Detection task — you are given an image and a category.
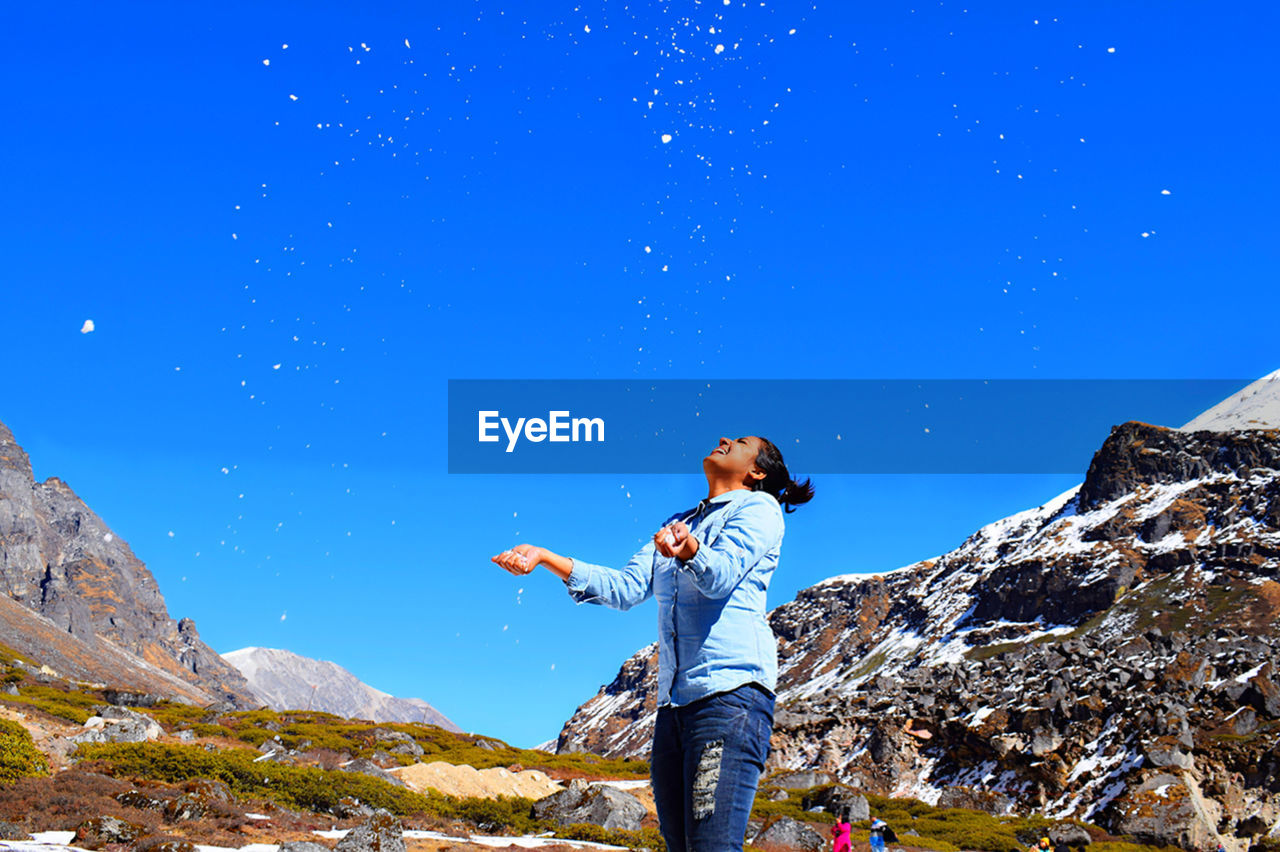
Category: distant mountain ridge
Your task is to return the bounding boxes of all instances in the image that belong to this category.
[551,373,1280,850]
[0,418,256,706]
[223,646,460,730]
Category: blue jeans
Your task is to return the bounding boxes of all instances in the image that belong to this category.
[651,683,775,852]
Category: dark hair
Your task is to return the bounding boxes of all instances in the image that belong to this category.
[752,436,815,513]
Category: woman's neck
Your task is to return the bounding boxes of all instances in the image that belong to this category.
[705,480,751,500]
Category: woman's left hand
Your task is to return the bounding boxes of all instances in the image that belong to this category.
[654,521,699,561]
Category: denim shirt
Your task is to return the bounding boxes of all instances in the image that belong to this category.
[564,488,784,707]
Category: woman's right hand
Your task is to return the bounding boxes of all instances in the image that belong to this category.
[492,543,545,576]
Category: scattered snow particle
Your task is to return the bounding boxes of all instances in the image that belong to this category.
[1107,47,1116,53]
[167,531,175,538]
[503,624,509,631]
[1161,189,1172,195]
[289,94,298,101]
[513,511,518,517]
[550,663,556,670]
[232,233,238,240]
[715,44,725,54]
[103,533,113,542]
[80,319,95,334]
[789,28,796,35]
[661,133,673,144]
[281,44,288,49]
[280,611,287,622]
[584,24,591,33]
[644,245,652,253]
[404,38,411,48]
[272,363,281,370]
[262,59,270,66]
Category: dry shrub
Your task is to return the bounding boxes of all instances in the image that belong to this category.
[0,770,159,833]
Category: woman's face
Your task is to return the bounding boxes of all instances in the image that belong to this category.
[704,435,765,485]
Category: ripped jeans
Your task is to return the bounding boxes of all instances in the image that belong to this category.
[651,682,775,852]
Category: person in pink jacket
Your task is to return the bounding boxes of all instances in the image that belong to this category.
[831,816,852,852]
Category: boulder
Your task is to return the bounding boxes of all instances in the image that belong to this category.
[332,797,374,819]
[281,843,332,852]
[0,822,31,841]
[390,741,425,758]
[937,786,1014,816]
[800,786,869,822]
[117,790,166,811]
[769,770,834,790]
[163,794,205,822]
[532,779,647,832]
[73,716,162,744]
[755,817,826,851]
[335,810,405,852]
[102,690,159,707]
[1110,780,1216,851]
[73,816,144,849]
[1048,824,1092,846]
[339,759,406,787]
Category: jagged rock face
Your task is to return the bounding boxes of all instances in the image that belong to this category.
[0,419,255,706]
[552,420,1280,847]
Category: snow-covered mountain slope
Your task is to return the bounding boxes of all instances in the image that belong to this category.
[1180,369,1280,432]
[222,646,460,731]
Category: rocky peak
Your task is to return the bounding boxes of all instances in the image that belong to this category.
[1079,421,1280,511]
[0,416,255,706]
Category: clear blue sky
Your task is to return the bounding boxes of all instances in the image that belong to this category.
[2,1,1276,747]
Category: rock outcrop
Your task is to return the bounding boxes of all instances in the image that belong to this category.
[0,418,255,706]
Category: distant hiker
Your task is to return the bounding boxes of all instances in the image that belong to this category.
[1053,840,1070,852]
[869,818,891,852]
[1037,838,1051,852]
[493,434,814,852]
[1216,843,1226,852]
[831,814,852,852]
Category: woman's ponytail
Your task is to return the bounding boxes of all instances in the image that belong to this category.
[752,437,815,513]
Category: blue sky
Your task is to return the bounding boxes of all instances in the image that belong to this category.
[2,0,1276,747]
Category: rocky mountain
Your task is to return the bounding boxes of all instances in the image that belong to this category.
[552,374,1280,850]
[0,418,255,706]
[222,646,461,730]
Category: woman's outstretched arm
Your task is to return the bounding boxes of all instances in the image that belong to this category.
[492,540,656,611]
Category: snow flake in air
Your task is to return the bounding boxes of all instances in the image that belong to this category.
[80,319,95,334]
[262,59,270,66]
[289,94,298,101]
[661,134,673,143]
[404,38,411,48]
[715,44,725,54]
[1161,189,1171,195]
[280,611,287,622]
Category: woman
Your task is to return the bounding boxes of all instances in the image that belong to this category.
[492,435,813,852]
[831,813,852,852]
